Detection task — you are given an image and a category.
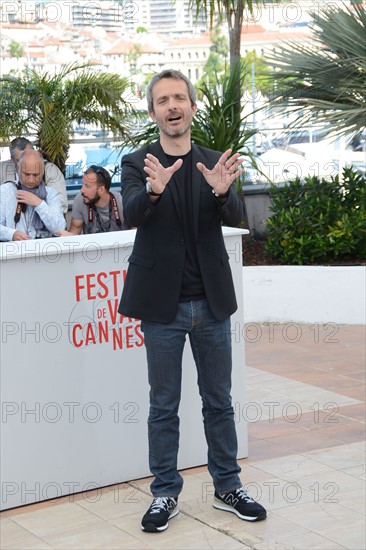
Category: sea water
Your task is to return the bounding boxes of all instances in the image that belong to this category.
[66,142,131,190]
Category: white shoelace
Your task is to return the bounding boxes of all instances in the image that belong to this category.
[236,487,255,503]
[150,497,175,514]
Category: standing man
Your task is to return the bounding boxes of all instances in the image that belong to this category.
[0,137,68,214]
[118,70,266,532]
[57,165,128,235]
[0,149,65,241]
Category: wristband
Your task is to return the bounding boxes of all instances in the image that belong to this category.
[146,182,163,196]
[212,188,230,198]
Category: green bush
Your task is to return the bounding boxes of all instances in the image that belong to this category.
[265,168,366,265]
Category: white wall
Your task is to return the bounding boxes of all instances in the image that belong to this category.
[243,266,366,324]
[0,229,248,510]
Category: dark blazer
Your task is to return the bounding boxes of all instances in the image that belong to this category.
[118,140,244,323]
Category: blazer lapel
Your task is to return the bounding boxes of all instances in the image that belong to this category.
[148,139,183,226]
[148,140,204,235]
[191,143,203,239]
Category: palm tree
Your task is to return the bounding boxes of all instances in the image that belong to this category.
[189,0,266,136]
[121,61,257,151]
[9,40,24,59]
[192,61,257,154]
[265,0,366,139]
[193,61,260,194]
[0,62,135,174]
[190,1,265,70]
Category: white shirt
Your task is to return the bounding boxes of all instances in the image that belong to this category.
[0,181,66,241]
[0,159,68,213]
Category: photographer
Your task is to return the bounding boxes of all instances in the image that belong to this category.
[57,165,128,236]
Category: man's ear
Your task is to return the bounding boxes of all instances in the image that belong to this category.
[149,110,156,122]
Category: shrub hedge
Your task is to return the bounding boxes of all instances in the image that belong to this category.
[264,168,366,265]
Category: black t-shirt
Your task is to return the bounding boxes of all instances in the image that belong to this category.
[166,151,205,302]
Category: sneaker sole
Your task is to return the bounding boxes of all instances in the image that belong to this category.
[213,498,266,522]
[141,508,179,532]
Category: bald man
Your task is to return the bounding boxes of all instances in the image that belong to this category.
[0,149,66,241]
[0,137,68,214]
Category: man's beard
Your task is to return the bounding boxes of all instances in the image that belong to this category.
[161,126,189,138]
[82,192,99,206]
[159,118,191,138]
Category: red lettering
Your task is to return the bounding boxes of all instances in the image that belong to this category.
[85,323,96,345]
[72,323,83,347]
[71,320,142,351]
[125,325,134,348]
[98,320,109,343]
[107,299,119,324]
[107,299,132,324]
[74,270,128,302]
[112,327,123,350]
[119,313,134,322]
[134,323,144,347]
[110,270,121,297]
[86,274,96,300]
[75,275,85,302]
[96,272,109,299]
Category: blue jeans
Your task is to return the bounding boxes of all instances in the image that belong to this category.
[142,299,241,497]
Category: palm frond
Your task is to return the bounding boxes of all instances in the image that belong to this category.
[120,60,258,157]
[0,63,137,172]
[191,60,257,153]
[266,0,366,137]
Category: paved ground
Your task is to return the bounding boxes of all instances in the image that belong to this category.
[1,324,365,549]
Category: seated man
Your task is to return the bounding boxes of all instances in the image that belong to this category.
[57,165,128,235]
[0,149,66,241]
[0,137,68,214]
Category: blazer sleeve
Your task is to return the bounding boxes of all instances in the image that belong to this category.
[121,151,161,228]
[216,185,245,228]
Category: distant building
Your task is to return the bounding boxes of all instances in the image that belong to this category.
[164,34,212,83]
[0,2,315,86]
[70,1,125,31]
[104,32,211,85]
[240,22,312,57]
[104,35,165,79]
[148,0,207,34]
[26,0,207,34]
[0,0,207,34]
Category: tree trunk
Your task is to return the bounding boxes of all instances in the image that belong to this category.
[225,0,244,143]
[226,0,243,71]
[37,138,69,176]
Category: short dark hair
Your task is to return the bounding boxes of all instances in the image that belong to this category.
[85,165,111,191]
[10,137,32,157]
[146,69,197,113]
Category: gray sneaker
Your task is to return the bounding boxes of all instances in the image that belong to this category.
[141,496,179,532]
